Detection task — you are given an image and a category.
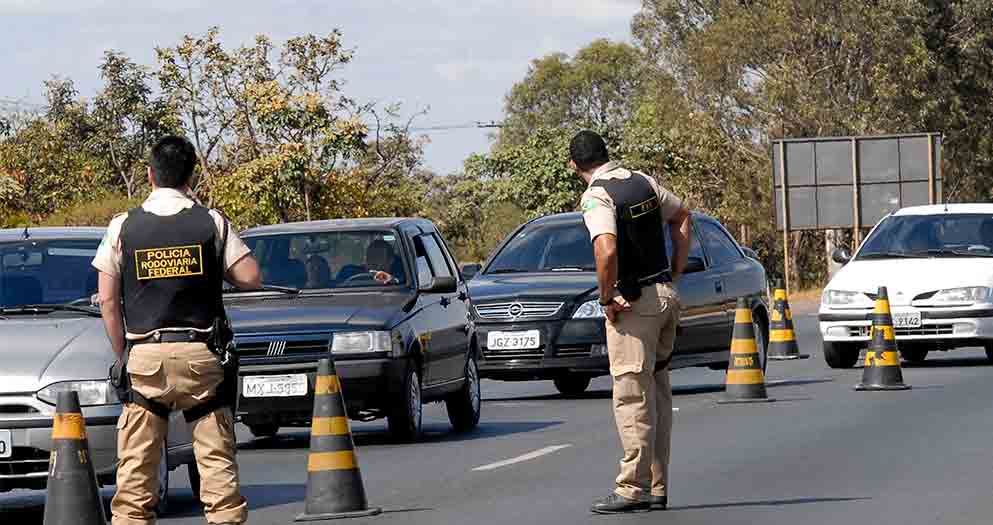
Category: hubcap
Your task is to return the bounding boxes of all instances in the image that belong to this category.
[468,358,480,414]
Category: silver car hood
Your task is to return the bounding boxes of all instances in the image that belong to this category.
[0,316,113,394]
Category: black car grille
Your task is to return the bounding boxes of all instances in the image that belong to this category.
[0,447,50,476]
[236,337,331,363]
[0,405,39,415]
[482,346,593,361]
[474,301,564,321]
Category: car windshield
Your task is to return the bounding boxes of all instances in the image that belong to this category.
[486,221,596,274]
[857,213,993,260]
[244,230,409,290]
[0,239,101,308]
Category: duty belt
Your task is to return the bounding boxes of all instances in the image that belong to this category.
[131,330,212,345]
[638,270,672,286]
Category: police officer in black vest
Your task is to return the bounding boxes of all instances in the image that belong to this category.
[570,131,691,514]
[92,135,261,525]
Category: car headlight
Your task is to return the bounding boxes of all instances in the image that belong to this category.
[930,287,991,305]
[37,380,119,406]
[573,300,606,319]
[822,290,872,307]
[331,331,393,354]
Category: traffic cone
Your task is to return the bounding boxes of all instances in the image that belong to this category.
[296,358,381,521]
[42,391,106,525]
[768,279,805,360]
[718,298,774,404]
[855,287,911,391]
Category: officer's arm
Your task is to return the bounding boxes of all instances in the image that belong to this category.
[593,234,619,305]
[227,254,262,290]
[668,207,692,280]
[97,272,127,360]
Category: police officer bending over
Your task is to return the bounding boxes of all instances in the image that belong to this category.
[92,135,262,525]
[569,131,691,514]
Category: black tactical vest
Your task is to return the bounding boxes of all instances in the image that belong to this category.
[591,173,670,298]
[120,205,224,334]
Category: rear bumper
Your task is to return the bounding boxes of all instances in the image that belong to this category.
[237,357,406,424]
[819,307,993,346]
[0,401,120,491]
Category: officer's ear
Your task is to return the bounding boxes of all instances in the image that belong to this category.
[147,167,156,189]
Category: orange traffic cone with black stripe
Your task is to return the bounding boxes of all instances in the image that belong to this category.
[42,391,106,525]
[719,298,774,404]
[855,287,911,391]
[768,279,804,360]
[296,357,381,521]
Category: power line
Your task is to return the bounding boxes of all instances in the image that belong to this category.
[409,120,504,132]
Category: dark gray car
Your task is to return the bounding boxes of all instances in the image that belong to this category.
[0,227,197,511]
[464,212,770,395]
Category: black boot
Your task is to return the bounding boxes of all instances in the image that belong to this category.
[591,493,651,514]
[648,495,668,510]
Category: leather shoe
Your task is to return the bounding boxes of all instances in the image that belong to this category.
[647,495,667,510]
[591,493,651,514]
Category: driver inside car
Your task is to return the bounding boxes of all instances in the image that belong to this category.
[365,239,405,284]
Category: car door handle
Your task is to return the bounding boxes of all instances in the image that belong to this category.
[715,280,723,294]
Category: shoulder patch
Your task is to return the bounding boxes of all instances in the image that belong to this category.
[581,199,600,212]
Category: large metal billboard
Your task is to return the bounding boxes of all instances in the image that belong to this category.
[770,133,942,292]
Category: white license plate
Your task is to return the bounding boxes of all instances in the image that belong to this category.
[892,312,922,329]
[487,330,540,350]
[242,374,308,398]
[0,430,11,459]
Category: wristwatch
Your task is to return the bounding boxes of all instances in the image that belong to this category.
[598,298,614,307]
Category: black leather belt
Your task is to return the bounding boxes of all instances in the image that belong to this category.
[639,271,672,286]
[131,330,211,345]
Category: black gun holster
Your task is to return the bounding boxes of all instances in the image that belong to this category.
[109,318,239,424]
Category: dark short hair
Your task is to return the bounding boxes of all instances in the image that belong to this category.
[149,135,197,188]
[569,130,609,171]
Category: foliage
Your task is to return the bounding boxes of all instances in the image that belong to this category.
[40,192,142,227]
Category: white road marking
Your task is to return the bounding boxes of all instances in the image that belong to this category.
[472,444,573,472]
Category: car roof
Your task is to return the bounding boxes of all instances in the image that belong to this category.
[530,210,714,226]
[241,217,434,237]
[0,227,105,241]
[891,203,993,216]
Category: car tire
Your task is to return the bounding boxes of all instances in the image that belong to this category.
[388,363,423,442]
[900,348,928,364]
[154,442,170,515]
[985,344,993,364]
[752,308,770,374]
[553,375,592,396]
[446,353,482,433]
[187,461,202,505]
[824,342,860,369]
[247,423,279,439]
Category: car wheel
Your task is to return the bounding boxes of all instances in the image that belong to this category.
[388,364,423,442]
[154,442,170,515]
[824,342,860,369]
[985,344,993,364]
[247,423,279,439]
[553,375,592,396]
[752,309,769,374]
[446,353,481,432]
[187,461,202,504]
[900,347,928,364]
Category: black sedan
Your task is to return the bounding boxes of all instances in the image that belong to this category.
[464,212,769,395]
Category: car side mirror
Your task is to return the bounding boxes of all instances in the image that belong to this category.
[420,276,457,294]
[832,247,852,265]
[461,263,481,280]
[742,247,758,260]
[684,256,706,274]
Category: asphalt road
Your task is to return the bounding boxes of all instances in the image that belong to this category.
[4,314,993,524]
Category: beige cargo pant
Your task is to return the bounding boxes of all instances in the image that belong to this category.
[112,342,247,525]
[606,283,680,501]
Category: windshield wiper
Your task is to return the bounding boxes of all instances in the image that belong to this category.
[487,268,529,275]
[912,248,993,258]
[223,284,300,295]
[857,251,925,260]
[0,303,101,317]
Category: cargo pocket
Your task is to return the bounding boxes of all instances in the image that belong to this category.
[606,321,646,377]
[188,358,223,401]
[127,356,170,400]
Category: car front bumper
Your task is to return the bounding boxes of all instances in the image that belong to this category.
[237,356,407,425]
[819,306,993,346]
[476,318,610,380]
[0,396,120,491]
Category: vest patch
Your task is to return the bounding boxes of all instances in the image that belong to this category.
[134,245,204,280]
[628,196,660,219]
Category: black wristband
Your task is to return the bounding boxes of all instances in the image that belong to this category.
[598,298,613,306]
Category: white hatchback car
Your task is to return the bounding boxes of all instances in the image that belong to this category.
[819,204,993,368]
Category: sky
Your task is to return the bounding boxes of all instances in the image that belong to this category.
[0,0,641,175]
